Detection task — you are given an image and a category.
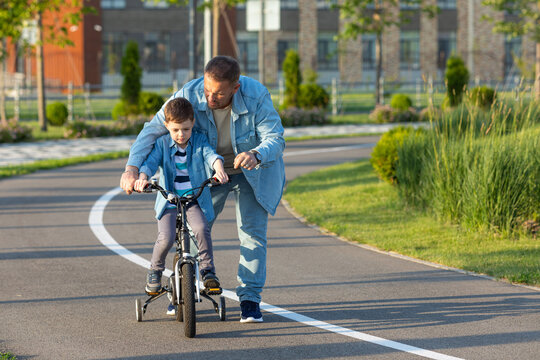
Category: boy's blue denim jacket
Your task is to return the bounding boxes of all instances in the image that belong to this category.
[128,75,286,216]
[139,132,223,222]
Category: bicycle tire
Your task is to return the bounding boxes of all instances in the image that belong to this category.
[173,255,183,322]
[181,262,196,338]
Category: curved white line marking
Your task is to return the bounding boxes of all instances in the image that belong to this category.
[89,186,463,360]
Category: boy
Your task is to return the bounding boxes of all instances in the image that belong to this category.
[133,97,228,297]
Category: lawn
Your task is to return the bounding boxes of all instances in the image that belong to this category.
[283,159,540,287]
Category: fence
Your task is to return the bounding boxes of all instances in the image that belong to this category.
[2,74,535,121]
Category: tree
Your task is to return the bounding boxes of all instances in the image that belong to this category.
[0,0,91,130]
[333,0,437,105]
[282,49,301,109]
[120,41,142,113]
[482,0,540,100]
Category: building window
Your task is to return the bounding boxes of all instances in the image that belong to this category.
[237,39,259,72]
[505,36,522,77]
[318,34,338,70]
[102,32,126,74]
[280,0,298,9]
[317,0,337,9]
[438,32,456,71]
[143,0,169,9]
[101,0,126,9]
[400,1,419,10]
[400,31,420,70]
[278,39,298,69]
[362,34,376,70]
[437,0,456,9]
[142,32,171,72]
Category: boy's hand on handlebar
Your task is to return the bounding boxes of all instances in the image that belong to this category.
[213,169,229,184]
[134,173,149,193]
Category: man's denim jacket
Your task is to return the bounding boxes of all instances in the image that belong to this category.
[128,75,286,216]
[139,132,223,222]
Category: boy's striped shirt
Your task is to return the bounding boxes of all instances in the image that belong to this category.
[173,147,193,197]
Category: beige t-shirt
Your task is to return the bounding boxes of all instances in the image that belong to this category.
[212,105,242,174]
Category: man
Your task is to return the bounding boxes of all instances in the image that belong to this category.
[120,56,286,323]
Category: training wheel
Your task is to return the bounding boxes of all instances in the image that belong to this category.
[218,296,226,321]
[135,298,143,322]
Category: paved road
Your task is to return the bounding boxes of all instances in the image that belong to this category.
[1,136,539,360]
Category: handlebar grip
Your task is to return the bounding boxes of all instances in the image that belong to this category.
[142,184,154,193]
[210,177,221,186]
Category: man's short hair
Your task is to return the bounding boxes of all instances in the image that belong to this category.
[164,97,194,123]
[204,56,240,84]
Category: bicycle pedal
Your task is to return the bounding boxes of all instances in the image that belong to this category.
[204,287,222,295]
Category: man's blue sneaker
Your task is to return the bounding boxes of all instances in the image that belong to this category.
[166,303,176,316]
[240,300,263,323]
[145,269,162,294]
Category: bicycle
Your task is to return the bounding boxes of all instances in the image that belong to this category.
[134,177,226,338]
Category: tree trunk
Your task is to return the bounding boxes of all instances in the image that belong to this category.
[36,13,47,132]
[375,31,383,105]
[0,39,7,127]
[212,0,220,57]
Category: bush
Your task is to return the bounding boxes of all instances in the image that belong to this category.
[46,102,68,126]
[111,101,127,121]
[282,50,301,109]
[370,126,415,184]
[469,86,496,108]
[0,121,33,143]
[139,92,164,115]
[279,107,328,127]
[390,94,412,111]
[369,105,419,123]
[63,117,148,139]
[298,83,330,110]
[445,55,469,107]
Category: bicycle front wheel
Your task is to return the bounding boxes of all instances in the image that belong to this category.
[181,262,196,338]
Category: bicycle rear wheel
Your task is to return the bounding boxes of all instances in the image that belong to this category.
[181,262,196,338]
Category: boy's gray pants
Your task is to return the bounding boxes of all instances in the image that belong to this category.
[150,204,215,273]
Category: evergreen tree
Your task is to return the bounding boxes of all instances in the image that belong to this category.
[121,41,142,112]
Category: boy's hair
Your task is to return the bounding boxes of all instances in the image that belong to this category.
[204,56,240,84]
[163,97,194,123]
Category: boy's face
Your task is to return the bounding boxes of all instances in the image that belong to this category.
[165,119,194,147]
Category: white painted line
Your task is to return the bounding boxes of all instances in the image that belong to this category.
[89,186,464,360]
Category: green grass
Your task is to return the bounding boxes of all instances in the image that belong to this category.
[284,159,540,286]
[0,352,16,360]
[0,151,129,179]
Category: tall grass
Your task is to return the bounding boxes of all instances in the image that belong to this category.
[396,98,540,235]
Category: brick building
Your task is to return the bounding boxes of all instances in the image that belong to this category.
[6,0,536,90]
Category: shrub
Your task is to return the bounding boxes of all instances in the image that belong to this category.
[0,121,33,143]
[279,107,328,127]
[139,92,164,115]
[111,101,127,121]
[46,102,68,126]
[445,55,469,107]
[369,105,394,123]
[369,105,419,123]
[121,41,142,109]
[469,86,496,108]
[63,117,148,139]
[370,126,415,184]
[282,50,301,109]
[298,83,330,110]
[390,94,412,111]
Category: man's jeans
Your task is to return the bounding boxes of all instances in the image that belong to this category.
[210,173,269,303]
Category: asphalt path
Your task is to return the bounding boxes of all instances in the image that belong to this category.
[1,136,539,360]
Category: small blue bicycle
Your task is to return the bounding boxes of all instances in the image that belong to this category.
[135,177,226,338]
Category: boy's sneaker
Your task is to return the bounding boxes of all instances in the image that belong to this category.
[145,269,162,294]
[240,300,263,323]
[201,270,220,289]
[166,303,176,316]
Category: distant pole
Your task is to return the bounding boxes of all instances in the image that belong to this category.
[36,12,47,132]
[188,0,196,80]
[67,82,73,122]
[258,0,265,85]
[212,0,220,57]
[332,78,338,116]
[204,5,211,65]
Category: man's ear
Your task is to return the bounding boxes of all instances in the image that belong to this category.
[233,82,240,94]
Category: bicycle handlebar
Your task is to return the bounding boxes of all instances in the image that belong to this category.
[142,177,220,204]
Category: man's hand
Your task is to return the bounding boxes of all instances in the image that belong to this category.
[120,166,139,195]
[233,151,258,171]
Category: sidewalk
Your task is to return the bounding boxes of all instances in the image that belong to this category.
[0,123,405,167]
